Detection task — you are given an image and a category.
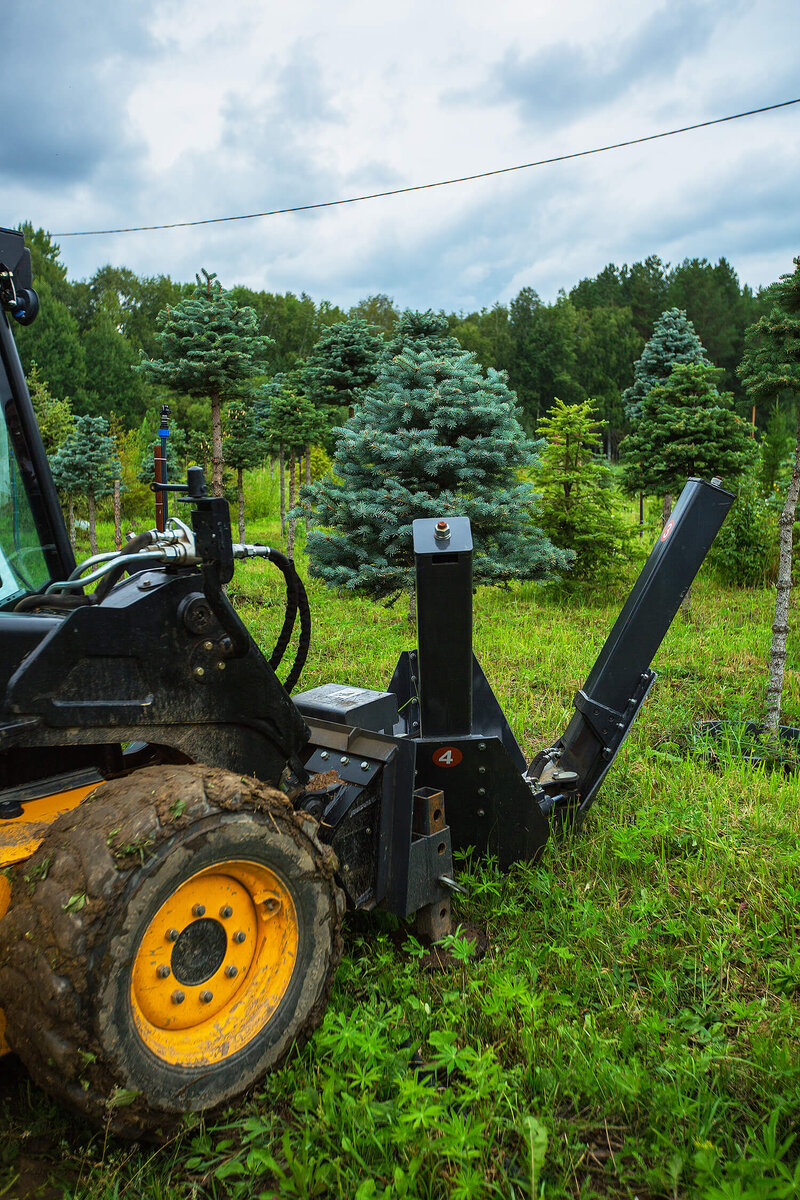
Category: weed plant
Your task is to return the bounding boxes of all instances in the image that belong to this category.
[1,479,798,1199]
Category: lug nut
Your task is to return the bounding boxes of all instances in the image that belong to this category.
[225,965,238,978]
[192,904,206,917]
[166,928,179,942]
[219,905,233,919]
[157,964,171,979]
[172,990,185,1004]
[233,930,246,944]
[199,990,213,1004]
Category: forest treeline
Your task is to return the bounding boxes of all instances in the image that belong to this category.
[14,223,766,458]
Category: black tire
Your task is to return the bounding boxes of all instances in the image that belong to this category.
[0,765,344,1136]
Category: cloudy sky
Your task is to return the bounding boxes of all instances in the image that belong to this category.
[3,0,799,312]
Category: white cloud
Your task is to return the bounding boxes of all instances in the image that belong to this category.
[4,0,799,306]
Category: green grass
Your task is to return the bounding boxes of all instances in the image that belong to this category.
[1,485,799,1199]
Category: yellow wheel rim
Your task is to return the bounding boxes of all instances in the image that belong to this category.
[130,860,298,1066]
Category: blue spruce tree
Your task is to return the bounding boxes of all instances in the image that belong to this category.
[304,346,570,606]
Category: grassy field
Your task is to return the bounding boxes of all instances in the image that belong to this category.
[1,483,799,1200]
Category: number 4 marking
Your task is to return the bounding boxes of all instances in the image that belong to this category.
[433,746,463,768]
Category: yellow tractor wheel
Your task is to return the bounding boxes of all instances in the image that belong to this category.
[0,765,344,1136]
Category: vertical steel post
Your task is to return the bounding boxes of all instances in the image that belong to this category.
[158,404,171,524]
[413,517,473,739]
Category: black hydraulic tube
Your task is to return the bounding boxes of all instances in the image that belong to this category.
[536,477,734,815]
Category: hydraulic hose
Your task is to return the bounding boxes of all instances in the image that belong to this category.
[93,531,159,603]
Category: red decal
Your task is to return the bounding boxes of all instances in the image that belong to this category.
[433,746,463,768]
[660,519,675,542]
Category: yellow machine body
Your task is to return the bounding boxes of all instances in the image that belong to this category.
[0,783,98,1054]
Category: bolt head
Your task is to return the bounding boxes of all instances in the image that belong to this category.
[218,661,226,671]
[320,751,329,760]
[192,904,206,918]
[340,756,350,766]
[233,930,246,944]
[225,965,238,979]
[166,928,179,942]
[157,964,171,979]
[204,640,214,651]
[171,990,185,1004]
[199,990,213,1004]
[219,905,233,919]
[478,743,486,751]
[477,808,486,817]
[193,666,205,679]
[360,761,369,770]
[477,787,486,796]
[478,766,486,774]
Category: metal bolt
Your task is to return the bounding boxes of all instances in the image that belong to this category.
[366,827,372,835]
[199,990,213,1004]
[139,576,152,589]
[225,965,238,979]
[193,666,205,679]
[340,756,350,766]
[412,720,420,729]
[344,864,351,872]
[320,751,329,760]
[360,761,369,771]
[233,930,246,944]
[477,787,486,796]
[477,808,486,817]
[218,661,226,671]
[219,905,233,919]
[478,742,486,751]
[478,766,486,774]
[410,675,417,684]
[263,897,279,912]
[157,964,170,979]
[192,904,206,917]
[171,990,185,1004]
[166,928,179,942]
[204,640,214,651]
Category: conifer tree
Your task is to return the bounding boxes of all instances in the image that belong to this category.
[304,347,570,607]
[620,361,752,619]
[620,362,752,498]
[536,398,627,582]
[27,362,74,456]
[738,255,800,732]
[261,385,326,556]
[223,400,262,541]
[136,270,272,495]
[623,308,709,422]
[50,414,121,553]
[387,310,460,357]
[301,317,385,413]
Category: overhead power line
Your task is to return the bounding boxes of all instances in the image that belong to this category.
[53,98,800,238]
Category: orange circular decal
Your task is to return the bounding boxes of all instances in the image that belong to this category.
[433,746,463,768]
[660,519,675,542]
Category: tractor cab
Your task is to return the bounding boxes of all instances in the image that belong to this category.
[0,226,75,614]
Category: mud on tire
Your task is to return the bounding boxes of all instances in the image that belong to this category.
[0,765,344,1137]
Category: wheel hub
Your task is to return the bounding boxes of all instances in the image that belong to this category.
[130,860,297,1063]
[171,918,227,986]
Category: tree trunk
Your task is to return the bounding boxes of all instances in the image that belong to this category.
[113,479,121,551]
[764,407,800,733]
[305,445,311,533]
[638,492,644,538]
[287,448,296,558]
[88,493,98,556]
[68,497,76,551]
[210,393,224,496]
[279,446,286,538]
[661,494,672,527]
[237,466,246,542]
